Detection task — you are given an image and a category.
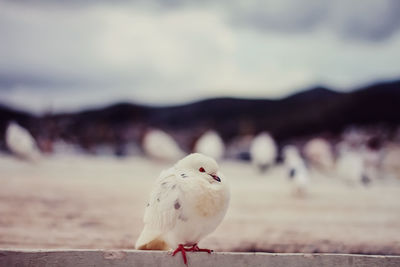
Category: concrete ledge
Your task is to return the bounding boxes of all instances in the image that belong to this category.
[1,249,400,267]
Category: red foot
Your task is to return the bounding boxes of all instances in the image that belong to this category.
[188,244,213,253]
[172,244,188,265]
[172,244,213,265]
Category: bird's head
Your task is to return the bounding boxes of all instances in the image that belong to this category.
[175,153,222,183]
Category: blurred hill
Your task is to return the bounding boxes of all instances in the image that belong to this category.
[0,80,399,154]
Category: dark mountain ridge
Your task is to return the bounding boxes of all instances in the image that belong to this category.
[0,80,399,152]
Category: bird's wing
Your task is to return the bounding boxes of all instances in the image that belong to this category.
[144,170,183,230]
[136,168,184,248]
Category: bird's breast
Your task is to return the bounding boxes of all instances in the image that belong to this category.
[190,182,228,218]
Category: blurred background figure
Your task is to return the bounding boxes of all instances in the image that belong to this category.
[283,145,309,197]
[250,132,277,173]
[362,137,385,181]
[335,142,368,186]
[304,138,335,173]
[381,143,400,180]
[5,122,41,162]
[194,130,225,161]
[142,129,185,162]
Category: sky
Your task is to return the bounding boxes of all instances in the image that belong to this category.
[0,0,400,113]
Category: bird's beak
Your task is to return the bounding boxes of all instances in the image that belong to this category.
[210,174,221,182]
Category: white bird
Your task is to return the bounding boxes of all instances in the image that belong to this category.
[142,129,185,161]
[361,141,384,182]
[250,132,277,172]
[304,138,334,171]
[335,143,366,185]
[194,130,225,161]
[381,144,400,180]
[5,122,41,161]
[136,153,230,265]
[283,145,309,197]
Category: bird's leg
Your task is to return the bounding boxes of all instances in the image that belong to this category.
[172,243,213,265]
[172,244,188,265]
[189,244,213,253]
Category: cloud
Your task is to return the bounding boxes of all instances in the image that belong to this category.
[4,0,400,42]
[224,0,400,42]
[0,0,399,113]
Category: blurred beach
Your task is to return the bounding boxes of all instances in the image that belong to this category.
[1,154,399,254]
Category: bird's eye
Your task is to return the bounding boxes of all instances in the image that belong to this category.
[199,167,205,173]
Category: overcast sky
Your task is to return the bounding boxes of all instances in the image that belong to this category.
[0,0,400,113]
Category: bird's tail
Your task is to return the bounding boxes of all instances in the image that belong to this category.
[135,227,170,250]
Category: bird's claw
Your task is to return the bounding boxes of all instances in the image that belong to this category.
[172,244,188,265]
[190,244,213,253]
[172,244,213,265]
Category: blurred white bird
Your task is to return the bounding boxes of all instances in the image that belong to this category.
[361,138,384,181]
[381,144,400,180]
[5,122,41,161]
[304,138,334,171]
[142,129,185,161]
[283,145,309,197]
[250,132,277,172]
[136,153,230,265]
[194,130,225,160]
[335,143,367,185]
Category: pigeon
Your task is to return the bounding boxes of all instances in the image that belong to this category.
[136,153,230,265]
[380,144,400,180]
[304,138,334,171]
[335,143,366,185]
[5,121,41,161]
[194,130,225,160]
[283,145,309,196]
[142,129,185,161]
[362,140,384,181]
[250,132,277,172]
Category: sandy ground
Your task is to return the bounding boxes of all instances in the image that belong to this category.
[0,154,400,255]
